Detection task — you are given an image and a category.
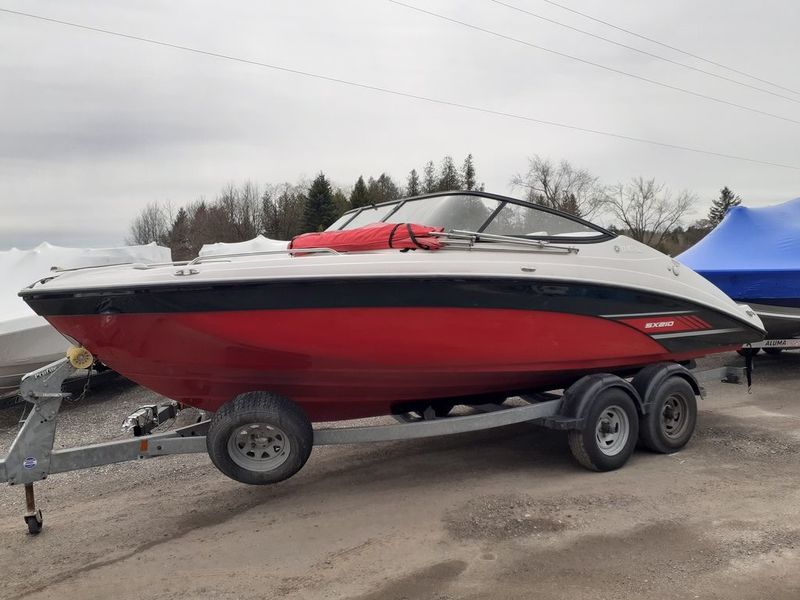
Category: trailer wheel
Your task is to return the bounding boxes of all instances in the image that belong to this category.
[638,376,697,454]
[207,391,313,485]
[568,389,638,472]
[763,348,783,355]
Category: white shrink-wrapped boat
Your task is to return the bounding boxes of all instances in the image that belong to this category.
[199,235,288,257]
[0,242,171,394]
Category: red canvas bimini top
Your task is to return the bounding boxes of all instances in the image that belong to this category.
[290,223,444,253]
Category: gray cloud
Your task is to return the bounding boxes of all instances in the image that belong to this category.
[1,0,799,250]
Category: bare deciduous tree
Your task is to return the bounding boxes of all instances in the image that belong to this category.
[126,201,170,245]
[261,183,307,239]
[214,181,262,241]
[511,156,606,218]
[604,177,694,248]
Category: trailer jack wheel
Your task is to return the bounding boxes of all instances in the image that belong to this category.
[23,483,43,535]
[25,510,43,535]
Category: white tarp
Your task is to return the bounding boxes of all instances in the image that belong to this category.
[1,242,171,325]
[0,242,172,391]
[199,235,288,257]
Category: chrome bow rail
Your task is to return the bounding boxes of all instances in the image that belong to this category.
[433,230,579,254]
[48,247,341,273]
[187,247,341,265]
[27,233,577,287]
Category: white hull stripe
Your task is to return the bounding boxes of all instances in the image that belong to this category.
[651,328,742,340]
[601,310,694,318]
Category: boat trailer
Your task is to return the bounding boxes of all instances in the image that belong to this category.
[0,352,745,535]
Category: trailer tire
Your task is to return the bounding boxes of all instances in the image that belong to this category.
[207,391,313,485]
[638,376,697,454]
[763,348,783,355]
[567,389,638,472]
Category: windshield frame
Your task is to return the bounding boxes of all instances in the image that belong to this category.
[328,190,615,243]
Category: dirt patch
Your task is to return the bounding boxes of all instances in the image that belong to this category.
[443,493,638,541]
[4,353,800,600]
[352,559,467,600]
[454,519,800,600]
[458,521,725,599]
[694,423,800,459]
[722,526,800,559]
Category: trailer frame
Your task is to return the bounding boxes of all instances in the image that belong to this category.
[0,355,746,534]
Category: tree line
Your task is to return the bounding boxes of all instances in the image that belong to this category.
[128,154,482,260]
[511,156,741,252]
[129,152,741,259]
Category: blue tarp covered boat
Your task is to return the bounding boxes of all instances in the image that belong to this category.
[678,198,800,340]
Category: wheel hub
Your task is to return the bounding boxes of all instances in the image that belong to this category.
[227,423,291,472]
[661,394,688,439]
[594,405,630,456]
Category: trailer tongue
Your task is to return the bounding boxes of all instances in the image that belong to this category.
[0,351,210,534]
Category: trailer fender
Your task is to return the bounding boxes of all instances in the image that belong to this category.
[542,373,642,431]
[631,363,701,415]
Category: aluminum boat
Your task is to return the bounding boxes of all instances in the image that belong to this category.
[20,191,764,421]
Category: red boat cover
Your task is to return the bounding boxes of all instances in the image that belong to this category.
[289,223,444,252]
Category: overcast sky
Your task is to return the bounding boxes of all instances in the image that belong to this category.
[1,0,798,250]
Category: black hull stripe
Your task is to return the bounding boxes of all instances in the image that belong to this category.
[22,276,762,349]
[24,276,712,315]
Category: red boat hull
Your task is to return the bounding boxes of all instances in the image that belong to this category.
[49,308,734,421]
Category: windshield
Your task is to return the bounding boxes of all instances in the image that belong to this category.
[328,192,609,242]
[341,204,396,229]
[384,194,496,231]
[483,201,599,237]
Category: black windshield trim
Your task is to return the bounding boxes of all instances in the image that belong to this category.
[329,190,615,243]
[477,200,507,233]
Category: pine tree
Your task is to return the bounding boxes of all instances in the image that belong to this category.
[168,207,193,261]
[406,169,421,196]
[437,155,461,191]
[366,173,401,205]
[462,154,476,191]
[422,161,437,193]
[332,188,350,217]
[561,193,581,218]
[708,186,742,226]
[303,172,337,232]
[350,175,369,209]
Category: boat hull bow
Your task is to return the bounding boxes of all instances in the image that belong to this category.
[27,275,763,420]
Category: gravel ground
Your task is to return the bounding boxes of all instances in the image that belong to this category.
[1,351,800,599]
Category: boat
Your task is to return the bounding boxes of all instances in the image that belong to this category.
[678,198,800,342]
[8,190,766,492]
[0,314,71,396]
[199,234,288,257]
[0,242,172,394]
[19,191,763,420]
